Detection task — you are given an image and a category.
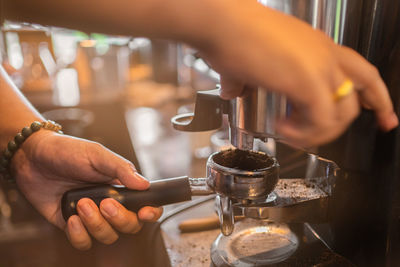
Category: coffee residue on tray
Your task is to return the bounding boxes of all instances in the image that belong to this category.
[212,149,274,171]
[274,179,327,204]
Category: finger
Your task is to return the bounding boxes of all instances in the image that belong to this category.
[336,46,398,131]
[359,79,398,131]
[333,80,360,128]
[278,63,364,147]
[276,91,333,146]
[77,198,119,245]
[276,86,338,147]
[138,206,163,222]
[220,76,244,100]
[277,119,335,148]
[66,215,92,251]
[327,71,361,135]
[86,142,149,190]
[110,178,123,185]
[277,114,348,147]
[278,88,360,148]
[100,198,143,234]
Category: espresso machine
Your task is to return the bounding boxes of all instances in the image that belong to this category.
[169,1,400,265]
[62,0,400,266]
[171,1,400,265]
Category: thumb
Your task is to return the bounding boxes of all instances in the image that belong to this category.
[220,76,244,100]
[86,142,149,190]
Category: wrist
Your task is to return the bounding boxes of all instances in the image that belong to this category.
[17,128,58,161]
[1,121,62,181]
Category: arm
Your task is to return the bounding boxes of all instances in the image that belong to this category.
[0,66,162,250]
[3,0,219,47]
[4,0,397,147]
[0,66,44,147]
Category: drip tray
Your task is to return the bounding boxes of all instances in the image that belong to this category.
[160,197,355,267]
[211,220,298,266]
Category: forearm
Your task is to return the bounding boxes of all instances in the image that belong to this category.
[3,0,225,49]
[0,66,44,151]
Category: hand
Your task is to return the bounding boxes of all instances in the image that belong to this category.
[10,130,163,250]
[198,1,398,147]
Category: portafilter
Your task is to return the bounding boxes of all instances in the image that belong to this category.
[61,149,279,235]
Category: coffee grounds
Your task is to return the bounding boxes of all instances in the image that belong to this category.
[212,149,274,171]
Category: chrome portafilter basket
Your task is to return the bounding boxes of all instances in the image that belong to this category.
[207,150,279,201]
[206,149,279,235]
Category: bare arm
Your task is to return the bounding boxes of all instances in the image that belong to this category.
[3,0,221,49]
[3,0,397,149]
[0,66,44,150]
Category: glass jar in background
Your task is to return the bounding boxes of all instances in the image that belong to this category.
[3,26,56,92]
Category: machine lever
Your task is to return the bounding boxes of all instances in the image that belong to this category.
[171,88,227,132]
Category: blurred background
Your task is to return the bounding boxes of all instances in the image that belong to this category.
[0,21,226,266]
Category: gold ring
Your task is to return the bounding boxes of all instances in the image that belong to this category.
[333,79,354,102]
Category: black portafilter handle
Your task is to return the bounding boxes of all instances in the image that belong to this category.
[61,176,192,221]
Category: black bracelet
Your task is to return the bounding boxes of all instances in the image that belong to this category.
[0,120,63,182]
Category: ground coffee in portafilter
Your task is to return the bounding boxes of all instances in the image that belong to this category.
[212,149,274,171]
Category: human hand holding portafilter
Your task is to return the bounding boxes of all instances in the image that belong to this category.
[61,149,279,236]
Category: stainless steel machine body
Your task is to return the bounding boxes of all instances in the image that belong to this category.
[228,91,288,149]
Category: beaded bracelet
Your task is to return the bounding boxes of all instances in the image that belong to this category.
[0,120,63,182]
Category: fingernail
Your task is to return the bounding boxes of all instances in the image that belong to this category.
[389,112,399,128]
[141,212,154,221]
[70,217,81,233]
[102,201,118,217]
[134,173,150,185]
[219,92,229,100]
[79,202,93,217]
[382,112,399,131]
